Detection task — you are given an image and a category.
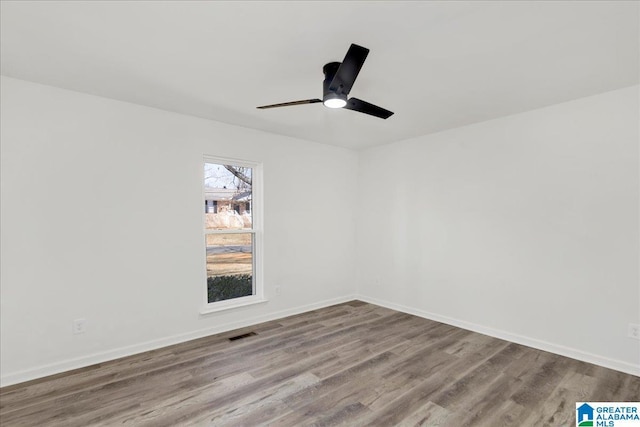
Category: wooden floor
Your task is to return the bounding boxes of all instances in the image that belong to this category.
[1,301,639,426]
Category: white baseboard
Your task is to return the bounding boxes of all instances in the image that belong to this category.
[3,293,637,387]
[0,294,358,387]
[356,294,640,377]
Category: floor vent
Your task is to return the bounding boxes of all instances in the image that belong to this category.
[228,332,257,341]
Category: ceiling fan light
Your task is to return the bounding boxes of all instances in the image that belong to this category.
[324,98,347,108]
[323,91,348,109]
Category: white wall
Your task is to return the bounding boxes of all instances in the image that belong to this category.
[0,76,358,386]
[357,86,640,375]
[2,76,638,386]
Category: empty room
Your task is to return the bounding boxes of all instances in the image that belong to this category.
[0,1,639,426]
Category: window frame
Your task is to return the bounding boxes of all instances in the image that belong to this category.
[200,155,265,314]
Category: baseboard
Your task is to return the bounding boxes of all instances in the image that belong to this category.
[0,294,358,387]
[4,293,636,387]
[356,294,640,377]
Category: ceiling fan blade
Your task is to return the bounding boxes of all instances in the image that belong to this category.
[257,99,322,109]
[344,98,394,119]
[329,44,369,96]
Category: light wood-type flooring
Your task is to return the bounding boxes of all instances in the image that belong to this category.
[1,301,639,426]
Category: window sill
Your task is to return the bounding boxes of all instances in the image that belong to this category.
[199,297,268,315]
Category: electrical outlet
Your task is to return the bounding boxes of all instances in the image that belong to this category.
[73,318,87,335]
[628,323,640,340]
[275,286,282,296]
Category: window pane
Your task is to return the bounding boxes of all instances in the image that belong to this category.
[206,233,253,303]
[204,163,252,230]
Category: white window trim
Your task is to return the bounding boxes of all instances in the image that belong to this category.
[200,155,265,315]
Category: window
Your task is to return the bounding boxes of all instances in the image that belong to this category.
[202,157,263,311]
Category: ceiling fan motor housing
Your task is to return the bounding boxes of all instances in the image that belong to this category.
[323,62,347,105]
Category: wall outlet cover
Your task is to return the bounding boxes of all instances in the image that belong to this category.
[73,318,87,335]
[628,323,640,340]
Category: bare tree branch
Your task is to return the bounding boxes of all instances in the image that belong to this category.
[224,165,252,186]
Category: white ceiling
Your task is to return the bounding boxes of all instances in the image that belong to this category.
[1,1,638,150]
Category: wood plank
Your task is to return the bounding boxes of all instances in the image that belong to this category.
[1,301,639,426]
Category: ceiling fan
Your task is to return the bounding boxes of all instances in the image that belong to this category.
[257,43,394,119]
